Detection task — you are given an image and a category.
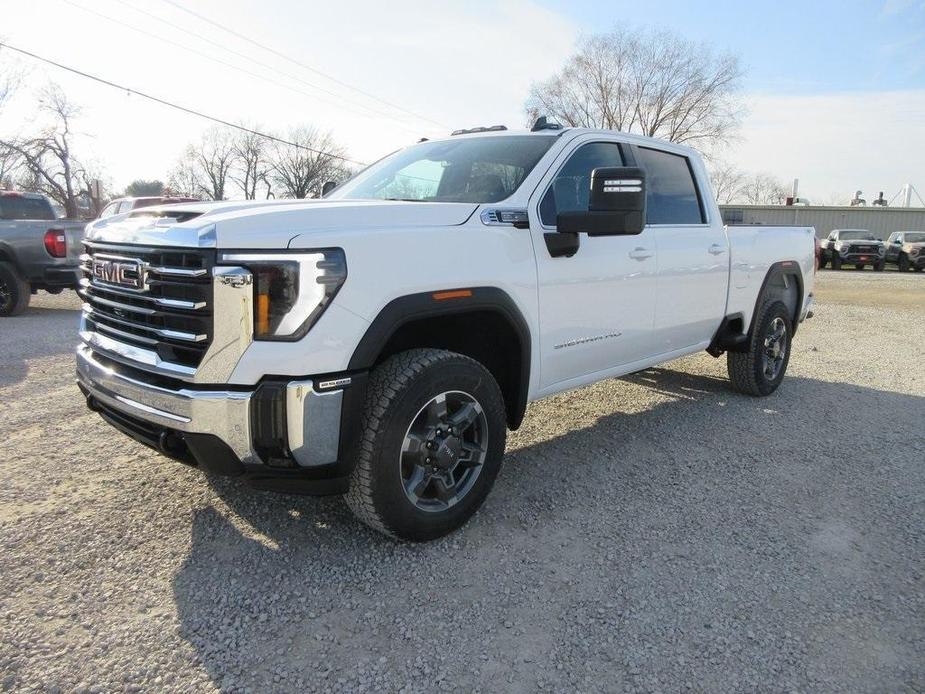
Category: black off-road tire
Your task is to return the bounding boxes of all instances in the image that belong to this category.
[898,254,910,272]
[874,260,885,271]
[345,348,507,541]
[0,262,31,317]
[727,300,793,397]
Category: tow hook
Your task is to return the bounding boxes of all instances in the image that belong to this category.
[158,431,186,457]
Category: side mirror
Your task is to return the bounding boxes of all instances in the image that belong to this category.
[321,180,338,197]
[556,167,646,236]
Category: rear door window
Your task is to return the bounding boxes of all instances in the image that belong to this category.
[634,147,704,225]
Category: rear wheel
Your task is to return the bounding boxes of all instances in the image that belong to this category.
[0,262,30,317]
[345,348,507,541]
[898,254,910,272]
[727,301,792,397]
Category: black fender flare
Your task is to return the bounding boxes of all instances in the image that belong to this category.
[750,261,805,338]
[709,261,806,355]
[348,287,532,429]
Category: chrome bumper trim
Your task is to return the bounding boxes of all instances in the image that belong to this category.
[286,380,343,467]
[77,345,345,469]
[77,344,257,463]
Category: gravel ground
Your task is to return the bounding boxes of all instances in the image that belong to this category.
[1,271,923,693]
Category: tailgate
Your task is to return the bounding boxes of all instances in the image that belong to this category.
[54,221,88,265]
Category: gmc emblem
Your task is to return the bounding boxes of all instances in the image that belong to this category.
[92,257,145,290]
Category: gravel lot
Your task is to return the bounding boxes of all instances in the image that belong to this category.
[1,271,923,693]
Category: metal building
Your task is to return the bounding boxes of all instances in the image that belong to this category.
[719,205,925,240]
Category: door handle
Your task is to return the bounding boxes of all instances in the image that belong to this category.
[628,247,652,260]
[708,244,727,255]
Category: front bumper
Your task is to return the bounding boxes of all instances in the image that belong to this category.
[76,344,359,494]
[840,253,884,265]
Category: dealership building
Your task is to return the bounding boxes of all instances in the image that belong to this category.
[719,205,925,240]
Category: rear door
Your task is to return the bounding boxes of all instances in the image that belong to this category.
[632,145,728,353]
[528,136,658,391]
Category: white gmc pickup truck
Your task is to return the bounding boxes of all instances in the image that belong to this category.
[76,123,816,540]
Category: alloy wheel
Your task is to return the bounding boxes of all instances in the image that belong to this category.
[400,390,489,512]
[762,317,787,381]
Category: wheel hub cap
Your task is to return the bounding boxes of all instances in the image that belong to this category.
[400,391,488,512]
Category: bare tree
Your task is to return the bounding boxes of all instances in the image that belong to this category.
[167,127,237,201]
[0,85,87,216]
[708,160,747,204]
[268,127,349,199]
[0,143,20,189]
[739,173,788,205]
[526,27,743,148]
[231,127,271,200]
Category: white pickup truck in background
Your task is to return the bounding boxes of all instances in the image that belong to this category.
[76,121,816,540]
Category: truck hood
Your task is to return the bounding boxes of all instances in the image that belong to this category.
[84,199,479,248]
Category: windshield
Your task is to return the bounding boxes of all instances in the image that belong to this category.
[903,232,925,243]
[839,230,876,241]
[0,195,55,221]
[330,135,557,203]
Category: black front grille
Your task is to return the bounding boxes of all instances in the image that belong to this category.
[848,244,877,254]
[80,242,215,369]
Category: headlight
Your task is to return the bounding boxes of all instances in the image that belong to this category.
[218,249,347,341]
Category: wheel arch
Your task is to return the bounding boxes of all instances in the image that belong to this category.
[348,287,532,430]
[749,262,804,339]
[0,243,22,272]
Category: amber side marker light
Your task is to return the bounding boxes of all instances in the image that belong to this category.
[432,289,473,301]
[256,293,270,336]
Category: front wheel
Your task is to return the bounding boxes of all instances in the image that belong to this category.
[898,255,910,272]
[874,260,885,271]
[727,301,793,396]
[345,349,507,541]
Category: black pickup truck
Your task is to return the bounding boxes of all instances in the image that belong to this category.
[0,191,85,316]
[818,228,886,271]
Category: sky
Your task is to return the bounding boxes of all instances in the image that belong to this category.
[1,0,924,203]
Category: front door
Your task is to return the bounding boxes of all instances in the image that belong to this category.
[528,138,658,392]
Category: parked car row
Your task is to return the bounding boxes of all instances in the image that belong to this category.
[818,228,925,272]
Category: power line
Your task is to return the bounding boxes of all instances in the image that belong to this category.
[0,41,367,166]
[60,0,426,136]
[156,0,450,130]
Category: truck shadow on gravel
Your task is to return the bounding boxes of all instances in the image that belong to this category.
[0,304,82,387]
[171,368,924,692]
